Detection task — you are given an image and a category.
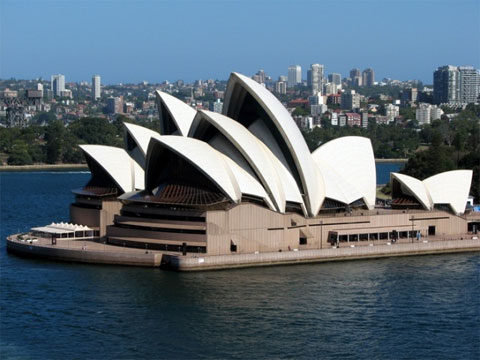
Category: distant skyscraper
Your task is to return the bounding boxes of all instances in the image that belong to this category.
[458,66,480,104]
[328,73,342,86]
[309,64,324,94]
[362,68,375,87]
[275,81,287,94]
[51,74,65,97]
[288,65,302,88]
[433,65,460,104]
[92,75,101,100]
[349,68,362,86]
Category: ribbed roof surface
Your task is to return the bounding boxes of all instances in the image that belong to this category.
[80,145,144,192]
[223,72,325,216]
[312,136,376,209]
[155,90,196,136]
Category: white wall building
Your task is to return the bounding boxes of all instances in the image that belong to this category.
[92,75,101,100]
[385,104,399,121]
[51,74,65,97]
[288,65,302,88]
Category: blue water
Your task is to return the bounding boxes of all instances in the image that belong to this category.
[376,162,404,185]
[1,171,479,360]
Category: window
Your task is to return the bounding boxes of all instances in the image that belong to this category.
[299,237,307,245]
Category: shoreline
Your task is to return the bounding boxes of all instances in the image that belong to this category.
[0,159,407,172]
[0,163,88,172]
[6,235,479,271]
[374,158,408,163]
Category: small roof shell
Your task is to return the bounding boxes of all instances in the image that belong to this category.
[155,90,196,136]
[80,145,144,192]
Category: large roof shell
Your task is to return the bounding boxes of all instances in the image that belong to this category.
[145,136,241,203]
[189,110,287,213]
[155,90,196,136]
[423,170,472,215]
[312,136,376,209]
[223,72,325,216]
[79,145,144,192]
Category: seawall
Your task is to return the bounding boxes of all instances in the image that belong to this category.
[7,236,479,271]
[162,239,480,271]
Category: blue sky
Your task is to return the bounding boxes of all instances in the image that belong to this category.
[1,0,479,84]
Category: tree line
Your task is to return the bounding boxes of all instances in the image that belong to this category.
[1,105,478,200]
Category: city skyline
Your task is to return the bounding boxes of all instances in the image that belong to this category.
[1,0,479,84]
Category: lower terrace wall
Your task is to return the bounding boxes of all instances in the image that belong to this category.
[70,200,122,237]
[205,204,469,256]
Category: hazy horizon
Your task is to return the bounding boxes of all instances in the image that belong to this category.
[1,0,478,85]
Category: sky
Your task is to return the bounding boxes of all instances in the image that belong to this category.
[1,0,479,84]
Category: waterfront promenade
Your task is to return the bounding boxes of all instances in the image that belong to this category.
[7,233,479,271]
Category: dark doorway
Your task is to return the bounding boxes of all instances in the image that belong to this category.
[428,226,436,236]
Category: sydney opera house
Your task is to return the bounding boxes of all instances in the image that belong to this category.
[63,72,476,258]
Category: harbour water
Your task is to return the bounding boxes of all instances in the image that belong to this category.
[1,168,479,359]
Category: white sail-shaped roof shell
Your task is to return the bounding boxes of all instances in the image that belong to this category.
[79,145,144,192]
[189,110,287,213]
[147,136,241,203]
[391,173,432,210]
[221,155,276,211]
[155,90,196,136]
[123,122,161,157]
[424,170,472,215]
[123,122,161,169]
[223,72,325,216]
[312,136,376,209]
[257,140,307,216]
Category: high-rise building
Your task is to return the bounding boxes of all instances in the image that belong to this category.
[309,64,324,95]
[349,68,362,87]
[458,66,480,104]
[433,65,460,104]
[107,96,123,114]
[362,68,375,87]
[328,73,342,86]
[51,74,65,97]
[434,65,479,105]
[288,65,302,88]
[92,75,101,100]
[341,90,360,110]
[275,81,287,94]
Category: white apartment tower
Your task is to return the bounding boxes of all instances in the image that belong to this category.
[288,65,302,88]
[51,74,65,97]
[458,66,480,104]
[92,75,101,100]
[309,63,324,95]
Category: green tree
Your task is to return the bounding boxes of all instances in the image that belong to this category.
[7,140,33,165]
[45,120,65,163]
